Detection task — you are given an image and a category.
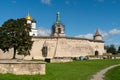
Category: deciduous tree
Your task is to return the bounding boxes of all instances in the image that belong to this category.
[117,46,120,53]
[107,44,117,54]
[0,18,33,59]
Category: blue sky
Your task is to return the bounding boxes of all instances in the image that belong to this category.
[0,0,120,47]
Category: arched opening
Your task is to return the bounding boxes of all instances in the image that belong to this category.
[58,28,61,33]
[95,51,99,57]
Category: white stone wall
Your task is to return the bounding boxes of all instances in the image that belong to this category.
[30,37,105,59]
[0,49,24,59]
[0,37,105,60]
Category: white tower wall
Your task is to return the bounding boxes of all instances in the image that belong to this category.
[27,20,32,24]
[32,23,36,29]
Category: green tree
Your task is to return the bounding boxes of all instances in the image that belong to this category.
[104,45,109,53]
[0,18,33,59]
[107,44,117,55]
[117,46,120,53]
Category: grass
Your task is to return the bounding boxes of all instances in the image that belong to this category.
[0,59,120,80]
[104,65,120,80]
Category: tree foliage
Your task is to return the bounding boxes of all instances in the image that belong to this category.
[117,46,120,53]
[105,44,117,54]
[0,18,33,59]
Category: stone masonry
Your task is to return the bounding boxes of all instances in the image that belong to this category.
[0,60,46,75]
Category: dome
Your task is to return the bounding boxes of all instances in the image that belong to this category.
[26,13,32,20]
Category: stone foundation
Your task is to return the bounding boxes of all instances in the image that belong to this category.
[0,60,46,75]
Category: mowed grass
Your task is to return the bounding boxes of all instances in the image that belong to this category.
[104,65,120,80]
[0,59,120,80]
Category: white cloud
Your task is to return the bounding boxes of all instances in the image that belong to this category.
[75,33,93,39]
[41,0,51,5]
[99,30,108,37]
[109,29,120,35]
[101,32,108,37]
[37,27,51,36]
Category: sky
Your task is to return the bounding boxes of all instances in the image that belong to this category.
[0,0,120,47]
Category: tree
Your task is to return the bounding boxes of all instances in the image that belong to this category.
[117,46,120,53]
[107,44,117,55]
[104,45,109,53]
[0,18,33,59]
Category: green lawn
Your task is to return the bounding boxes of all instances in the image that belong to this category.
[104,65,120,80]
[0,59,120,80]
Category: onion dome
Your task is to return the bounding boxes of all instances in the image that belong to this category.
[26,12,32,20]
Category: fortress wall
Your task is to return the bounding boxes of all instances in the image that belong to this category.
[0,49,24,59]
[0,49,13,59]
[54,38,91,57]
[0,37,105,60]
[30,37,105,59]
[30,38,58,59]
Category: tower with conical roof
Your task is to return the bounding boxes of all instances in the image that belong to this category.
[94,29,102,41]
[26,12,37,36]
[51,12,66,37]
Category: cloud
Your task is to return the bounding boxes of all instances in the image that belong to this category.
[41,0,51,5]
[109,29,120,35]
[100,30,108,37]
[37,27,51,36]
[75,33,93,39]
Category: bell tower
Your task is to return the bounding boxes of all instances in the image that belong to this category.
[51,12,66,37]
[26,12,38,36]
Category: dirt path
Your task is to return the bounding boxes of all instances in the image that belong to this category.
[90,64,120,80]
